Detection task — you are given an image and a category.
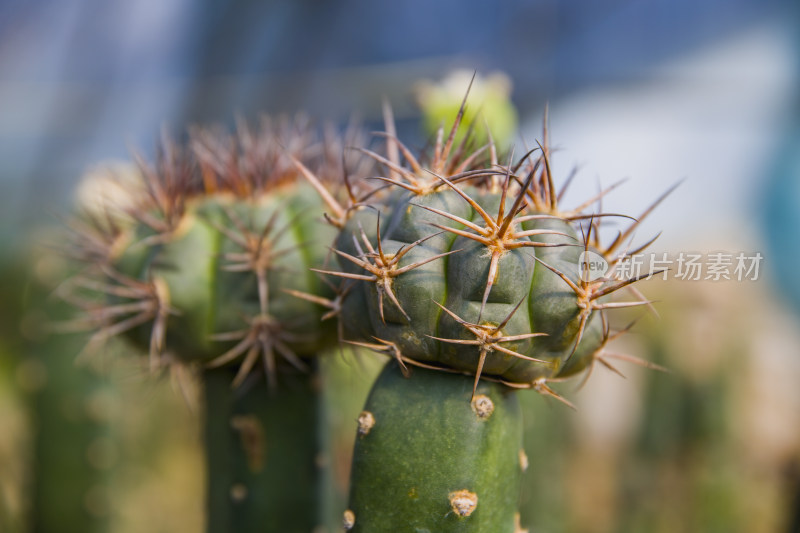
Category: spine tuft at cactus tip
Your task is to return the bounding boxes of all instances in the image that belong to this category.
[60,117,373,533]
[299,78,672,531]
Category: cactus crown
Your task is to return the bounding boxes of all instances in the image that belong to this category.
[61,116,372,386]
[302,88,670,403]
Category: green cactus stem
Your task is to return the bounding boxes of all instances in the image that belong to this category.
[0,255,26,533]
[345,361,523,532]
[18,254,119,533]
[26,332,118,533]
[204,363,325,533]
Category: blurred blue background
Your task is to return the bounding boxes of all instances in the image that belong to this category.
[0,0,797,254]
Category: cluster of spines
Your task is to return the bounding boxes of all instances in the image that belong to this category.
[296,89,673,405]
[58,116,372,387]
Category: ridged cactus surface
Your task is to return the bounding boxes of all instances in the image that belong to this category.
[333,177,607,392]
[66,119,353,386]
[56,83,669,533]
[13,253,120,533]
[113,184,336,380]
[312,104,663,402]
[346,361,523,532]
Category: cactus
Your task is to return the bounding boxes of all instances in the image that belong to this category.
[204,365,322,532]
[346,361,523,532]
[61,117,370,532]
[615,287,746,533]
[0,244,121,533]
[0,255,29,533]
[24,306,119,533]
[53,79,671,530]
[318,102,666,396]
[298,87,668,531]
[72,123,338,379]
[415,70,519,149]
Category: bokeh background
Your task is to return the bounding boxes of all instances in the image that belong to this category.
[2,1,800,532]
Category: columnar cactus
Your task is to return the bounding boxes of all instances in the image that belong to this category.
[204,365,324,532]
[62,117,371,532]
[0,252,117,533]
[301,92,668,531]
[25,292,119,533]
[57,81,669,531]
[347,361,524,532]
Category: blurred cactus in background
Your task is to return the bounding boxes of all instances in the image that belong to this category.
[0,235,121,533]
[416,70,518,149]
[22,261,121,533]
[56,117,374,532]
[515,279,800,533]
[0,256,28,533]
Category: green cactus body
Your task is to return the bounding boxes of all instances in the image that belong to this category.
[205,365,324,533]
[335,181,604,388]
[549,314,604,379]
[64,119,368,533]
[28,332,118,533]
[346,361,523,532]
[322,113,667,394]
[298,94,665,531]
[416,70,519,149]
[0,256,25,533]
[112,185,337,371]
[16,257,120,533]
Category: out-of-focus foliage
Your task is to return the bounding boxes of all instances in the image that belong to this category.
[416,70,518,148]
[517,279,800,533]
